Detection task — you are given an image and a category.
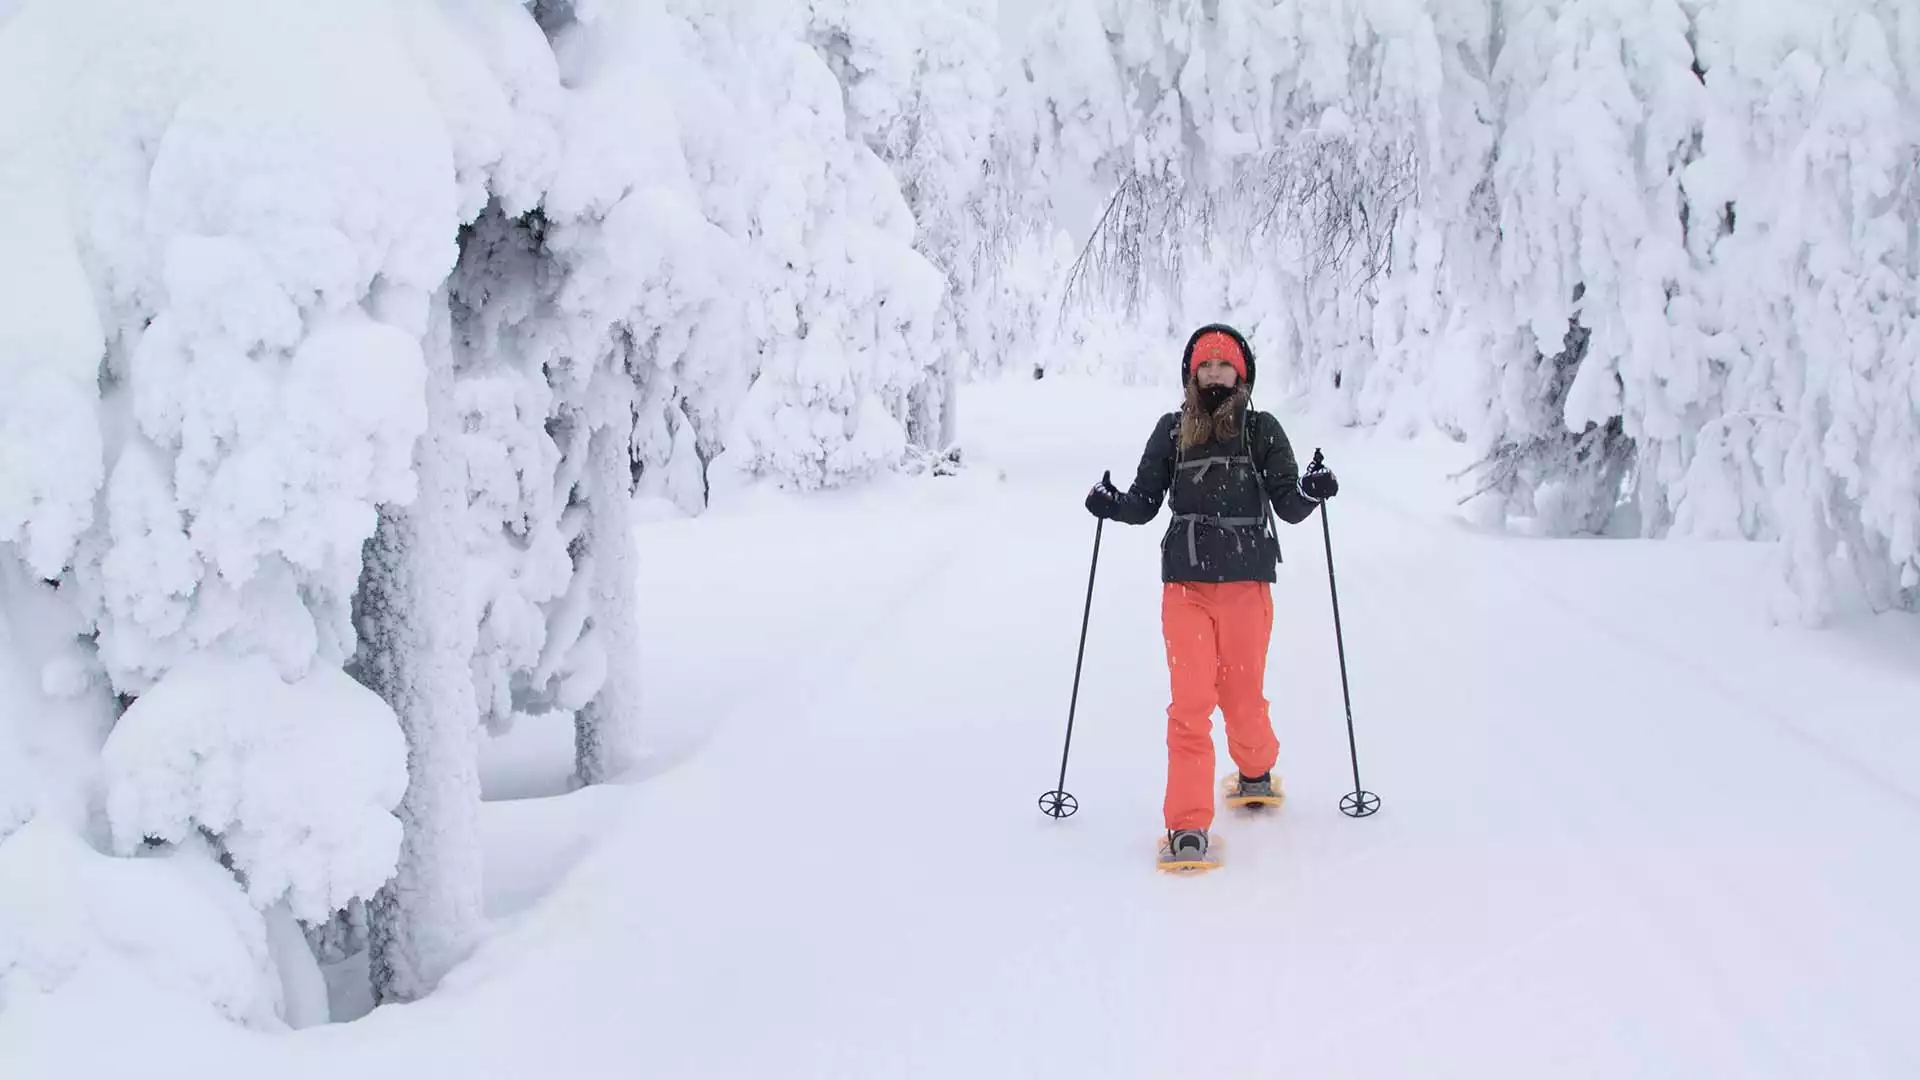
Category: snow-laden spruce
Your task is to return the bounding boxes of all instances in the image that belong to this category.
[1674,0,1920,620]
[0,0,507,1020]
[1452,0,1705,536]
[809,0,1001,454]
[27,0,459,693]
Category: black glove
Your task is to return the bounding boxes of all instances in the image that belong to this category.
[1085,470,1123,519]
[1300,467,1339,501]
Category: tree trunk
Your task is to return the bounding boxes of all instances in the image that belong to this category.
[357,288,484,1004]
[573,420,642,785]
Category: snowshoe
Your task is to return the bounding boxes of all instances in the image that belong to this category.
[1156,828,1221,874]
[1223,771,1285,811]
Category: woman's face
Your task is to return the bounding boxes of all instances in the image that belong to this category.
[1196,358,1240,389]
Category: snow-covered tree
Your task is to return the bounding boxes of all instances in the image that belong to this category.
[0,0,553,1018]
[1005,0,1472,403]
[342,4,566,1003]
[1678,0,1920,619]
[715,9,949,491]
[1001,0,1915,620]
[808,0,1001,454]
[434,0,986,793]
[1456,0,1707,535]
[0,7,466,988]
[466,0,744,784]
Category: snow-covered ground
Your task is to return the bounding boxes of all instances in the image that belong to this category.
[7,376,1920,1077]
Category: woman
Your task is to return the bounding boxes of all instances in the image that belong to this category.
[1084,324,1339,870]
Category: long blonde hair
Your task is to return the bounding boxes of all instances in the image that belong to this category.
[1178,382,1250,450]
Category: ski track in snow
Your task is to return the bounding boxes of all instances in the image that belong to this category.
[7,377,1920,1079]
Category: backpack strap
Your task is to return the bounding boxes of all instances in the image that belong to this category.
[1175,453,1253,482]
[1167,512,1268,563]
[1242,409,1279,542]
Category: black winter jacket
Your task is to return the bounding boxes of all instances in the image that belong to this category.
[1106,408,1320,583]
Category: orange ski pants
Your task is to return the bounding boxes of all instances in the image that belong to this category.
[1161,581,1278,831]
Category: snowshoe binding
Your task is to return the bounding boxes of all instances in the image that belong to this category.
[1223,771,1285,811]
[1156,828,1221,874]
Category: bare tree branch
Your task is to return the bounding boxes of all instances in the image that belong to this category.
[1057,132,1422,322]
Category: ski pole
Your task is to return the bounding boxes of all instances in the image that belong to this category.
[1308,449,1380,818]
[1040,510,1105,819]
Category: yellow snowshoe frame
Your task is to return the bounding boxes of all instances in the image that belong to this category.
[1222,771,1285,811]
[1155,833,1224,874]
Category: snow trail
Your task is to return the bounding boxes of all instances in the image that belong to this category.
[582,376,1920,1078]
[7,376,1919,1078]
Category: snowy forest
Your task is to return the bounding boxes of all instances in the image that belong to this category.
[2,0,1917,1046]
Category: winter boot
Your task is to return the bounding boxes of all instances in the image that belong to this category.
[1224,770,1285,811]
[1156,828,1220,873]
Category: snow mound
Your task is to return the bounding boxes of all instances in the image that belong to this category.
[0,821,284,1028]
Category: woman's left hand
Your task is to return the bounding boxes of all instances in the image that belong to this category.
[1301,468,1339,501]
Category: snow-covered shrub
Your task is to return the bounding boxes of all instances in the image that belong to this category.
[100,654,407,920]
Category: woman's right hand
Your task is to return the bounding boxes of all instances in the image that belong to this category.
[1085,471,1122,518]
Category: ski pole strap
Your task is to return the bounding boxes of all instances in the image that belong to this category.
[1169,513,1267,564]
